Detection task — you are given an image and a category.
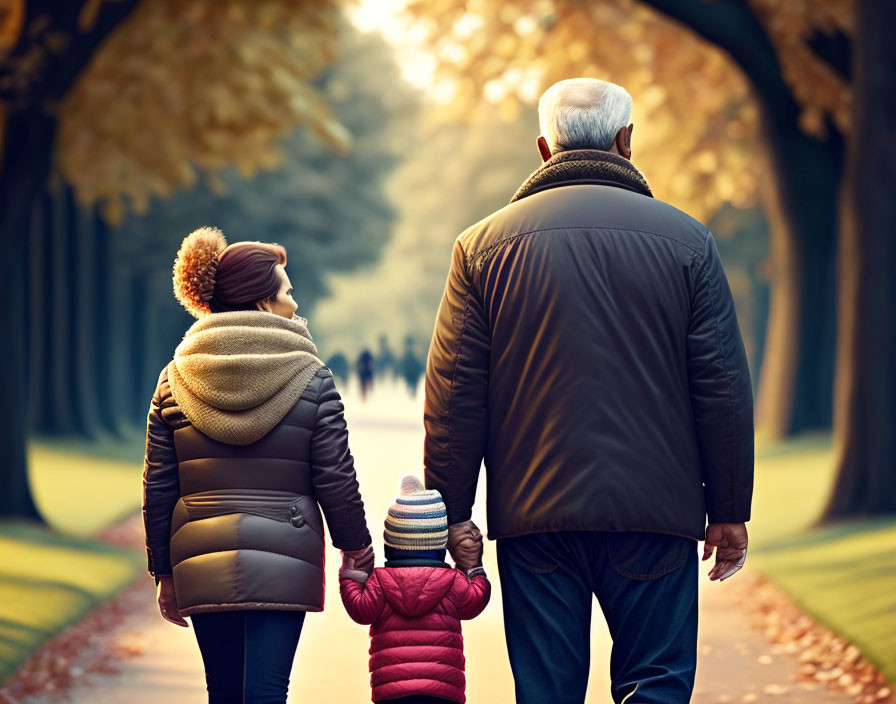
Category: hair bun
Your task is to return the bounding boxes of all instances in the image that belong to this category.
[173,226,228,318]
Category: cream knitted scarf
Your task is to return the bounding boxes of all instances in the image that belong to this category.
[167,311,324,446]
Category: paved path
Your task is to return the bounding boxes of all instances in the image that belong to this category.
[9,380,857,703]
[47,560,851,703]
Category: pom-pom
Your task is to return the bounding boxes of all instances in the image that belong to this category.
[400,475,425,494]
[173,226,227,319]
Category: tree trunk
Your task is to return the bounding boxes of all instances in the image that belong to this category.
[92,209,133,436]
[0,108,54,520]
[639,0,843,439]
[0,233,40,520]
[823,0,896,519]
[127,273,150,427]
[754,109,842,439]
[0,0,139,518]
[28,182,106,436]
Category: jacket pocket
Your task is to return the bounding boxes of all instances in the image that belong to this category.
[287,499,306,528]
[605,531,694,580]
[287,496,325,540]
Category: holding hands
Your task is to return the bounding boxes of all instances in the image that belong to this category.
[448,520,484,572]
[340,543,375,584]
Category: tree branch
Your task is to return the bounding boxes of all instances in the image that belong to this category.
[0,0,138,107]
[806,28,852,81]
[637,0,797,118]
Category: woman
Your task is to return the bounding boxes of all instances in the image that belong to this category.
[142,226,374,703]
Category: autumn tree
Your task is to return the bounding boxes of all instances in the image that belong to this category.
[1,0,139,519]
[104,22,417,429]
[0,0,347,519]
[404,0,851,442]
[823,0,896,518]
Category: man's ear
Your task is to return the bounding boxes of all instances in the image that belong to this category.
[537,135,552,162]
[616,124,633,160]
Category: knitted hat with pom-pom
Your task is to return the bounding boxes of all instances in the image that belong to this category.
[383,475,448,551]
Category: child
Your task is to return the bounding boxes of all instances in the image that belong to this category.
[340,475,491,704]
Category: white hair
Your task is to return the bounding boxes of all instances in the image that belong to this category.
[537,78,632,154]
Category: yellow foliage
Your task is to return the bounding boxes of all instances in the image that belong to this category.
[0,0,24,50]
[748,0,852,135]
[56,0,348,225]
[404,0,853,221]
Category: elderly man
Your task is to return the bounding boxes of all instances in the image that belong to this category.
[423,78,754,703]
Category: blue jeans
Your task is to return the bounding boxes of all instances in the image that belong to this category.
[191,609,306,703]
[496,531,698,704]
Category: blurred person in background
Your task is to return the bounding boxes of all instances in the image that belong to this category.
[357,347,375,400]
[326,351,350,385]
[399,335,424,398]
[376,334,397,381]
[143,226,374,702]
[424,78,753,704]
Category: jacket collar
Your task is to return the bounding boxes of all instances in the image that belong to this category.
[510,149,653,203]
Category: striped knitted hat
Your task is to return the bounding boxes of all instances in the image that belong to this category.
[383,475,448,551]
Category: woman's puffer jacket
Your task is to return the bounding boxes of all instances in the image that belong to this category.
[143,362,372,616]
[340,566,491,703]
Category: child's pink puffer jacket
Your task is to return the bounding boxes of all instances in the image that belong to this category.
[340,565,491,703]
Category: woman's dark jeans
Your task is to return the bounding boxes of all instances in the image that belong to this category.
[190,609,306,703]
[496,530,698,704]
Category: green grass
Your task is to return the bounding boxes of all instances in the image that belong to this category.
[750,432,838,549]
[0,435,145,683]
[751,433,896,682]
[0,522,142,682]
[27,433,145,535]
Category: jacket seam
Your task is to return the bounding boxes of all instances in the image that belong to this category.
[180,602,321,614]
[470,225,703,272]
[154,367,173,430]
[492,525,705,542]
[311,369,329,403]
[697,228,741,520]
[310,371,364,549]
[146,367,178,574]
[445,285,474,522]
[446,297,472,480]
[171,546,325,568]
[444,589,462,617]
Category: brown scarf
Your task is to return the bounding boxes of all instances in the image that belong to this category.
[510,148,653,203]
[167,311,324,446]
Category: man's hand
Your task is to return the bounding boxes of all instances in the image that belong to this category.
[156,576,188,626]
[448,520,483,570]
[703,522,748,581]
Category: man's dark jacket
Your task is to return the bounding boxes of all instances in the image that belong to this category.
[423,149,754,542]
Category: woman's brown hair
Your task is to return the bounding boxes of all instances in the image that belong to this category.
[173,227,287,319]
